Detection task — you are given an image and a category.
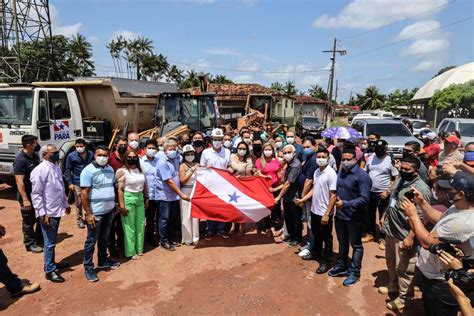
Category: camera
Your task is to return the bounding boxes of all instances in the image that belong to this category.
[404,190,415,202]
[428,237,462,256]
[445,258,474,292]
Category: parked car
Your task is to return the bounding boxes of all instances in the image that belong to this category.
[295,116,324,136]
[437,118,474,144]
[402,118,428,136]
[351,119,423,158]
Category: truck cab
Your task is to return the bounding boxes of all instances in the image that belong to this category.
[0,86,83,183]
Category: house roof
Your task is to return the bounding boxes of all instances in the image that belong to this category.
[293,95,328,105]
[208,83,291,101]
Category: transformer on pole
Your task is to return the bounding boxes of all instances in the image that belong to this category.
[0,0,53,82]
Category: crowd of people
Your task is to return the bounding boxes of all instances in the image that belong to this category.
[0,122,473,316]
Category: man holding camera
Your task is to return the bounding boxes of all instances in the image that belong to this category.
[402,171,474,316]
[380,156,432,312]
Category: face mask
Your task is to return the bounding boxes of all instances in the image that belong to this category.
[193,140,204,148]
[95,156,108,166]
[243,138,252,145]
[49,152,60,162]
[286,137,295,144]
[260,134,267,141]
[361,144,367,150]
[118,146,127,155]
[129,140,139,150]
[337,142,344,148]
[399,170,416,182]
[275,142,283,149]
[224,140,232,148]
[126,157,138,165]
[253,144,262,152]
[284,152,295,162]
[447,191,458,204]
[185,155,195,162]
[76,147,85,154]
[464,151,474,164]
[146,149,157,157]
[212,140,222,149]
[34,143,41,152]
[342,161,356,170]
[316,158,328,166]
[375,148,386,157]
[158,146,164,152]
[237,149,247,157]
[166,150,177,159]
[264,150,273,158]
[303,148,313,156]
[278,157,285,164]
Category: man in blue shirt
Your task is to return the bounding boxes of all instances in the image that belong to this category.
[65,138,93,229]
[156,139,190,251]
[140,139,159,246]
[328,149,372,287]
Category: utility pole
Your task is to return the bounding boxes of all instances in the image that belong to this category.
[334,80,339,104]
[323,38,346,126]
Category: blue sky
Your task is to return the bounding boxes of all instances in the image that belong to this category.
[51,0,473,101]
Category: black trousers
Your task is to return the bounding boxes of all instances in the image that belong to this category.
[108,211,124,251]
[419,270,460,316]
[20,206,43,249]
[311,212,333,263]
[283,201,302,242]
[364,192,389,238]
[0,249,23,294]
[145,200,159,244]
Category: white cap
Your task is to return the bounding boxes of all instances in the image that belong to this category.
[211,128,224,138]
[182,144,195,153]
[422,132,437,140]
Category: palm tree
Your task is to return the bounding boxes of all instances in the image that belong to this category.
[270,81,284,93]
[212,74,233,84]
[167,65,184,83]
[68,33,95,77]
[283,81,297,96]
[308,84,327,100]
[361,86,385,110]
[179,70,201,89]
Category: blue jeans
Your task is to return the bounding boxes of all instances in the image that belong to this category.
[83,210,114,271]
[158,200,180,243]
[39,217,61,273]
[335,218,364,277]
[206,221,226,235]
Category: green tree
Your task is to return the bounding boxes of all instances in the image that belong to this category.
[67,34,95,77]
[433,65,456,78]
[307,84,327,100]
[429,80,474,116]
[211,74,233,84]
[283,81,297,96]
[270,81,284,93]
[360,86,385,110]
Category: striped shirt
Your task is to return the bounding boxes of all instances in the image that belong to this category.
[80,162,116,215]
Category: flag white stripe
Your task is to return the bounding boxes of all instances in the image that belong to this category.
[195,168,270,221]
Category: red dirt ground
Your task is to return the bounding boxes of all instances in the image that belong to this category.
[0,186,422,315]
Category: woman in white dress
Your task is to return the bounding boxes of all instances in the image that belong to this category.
[179,144,200,245]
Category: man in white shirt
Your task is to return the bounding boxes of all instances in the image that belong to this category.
[296,147,337,274]
[200,128,231,240]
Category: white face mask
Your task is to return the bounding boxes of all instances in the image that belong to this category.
[146,148,157,157]
[224,140,232,148]
[275,141,283,149]
[212,140,222,149]
[264,150,273,157]
[185,155,195,162]
[237,149,247,157]
[129,140,139,149]
[284,152,295,162]
[286,137,295,144]
[277,157,285,164]
[361,144,367,150]
[243,138,252,145]
[316,158,328,166]
[158,146,164,152]
[95,156,108,166]
[76,147,85,154]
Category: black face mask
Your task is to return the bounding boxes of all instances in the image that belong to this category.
[375,148,386,157]
[193,140,204,148]
[34,144,41,152]
[126,157,139,165]
[253,144,262,152]
[118,146,127,155]
[399,170,416,182]
[402,149,415,158]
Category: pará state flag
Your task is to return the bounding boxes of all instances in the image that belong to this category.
[190,168,273,223]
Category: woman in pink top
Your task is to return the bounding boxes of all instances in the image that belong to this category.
[256,143,282,237]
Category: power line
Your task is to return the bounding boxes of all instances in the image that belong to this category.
[340,0,456,40]
[342,15,474,60]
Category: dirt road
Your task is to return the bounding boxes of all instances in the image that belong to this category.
[0,187,421,315]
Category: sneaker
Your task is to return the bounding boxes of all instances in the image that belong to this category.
[298,249,310,257]
[378,239,386,250]
[328,266,348,277]
[10,283,41,298]
[77,220,85,229]
[26,244,43,253]
[361,234,374,243]
[343,274,359,287]
[217,232,230,239]
[84,269,99,282]
[378,286,399,295]
[316,263,332,274]
[288,240,300,248]
[98,259,120,270]
[171,241,182,247]
[204,233,213,241]
[386,298,405,312]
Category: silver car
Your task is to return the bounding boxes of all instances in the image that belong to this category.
[437,118,474,144]
[351,119,423,158]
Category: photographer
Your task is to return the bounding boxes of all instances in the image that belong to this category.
[401,171,474,316]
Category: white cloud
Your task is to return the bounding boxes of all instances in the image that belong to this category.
[398,19,440,40]
[110,30,141,41]
[50,4,82,37]
[312,0,448,29]
[241,0,257,7]
[238,59,260,72]
[89,36,100,45]
[233,75,254,83]
[205,47,241,56]
[300,75,322,86]
[402,38,449,56]
[412,60,443,71]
